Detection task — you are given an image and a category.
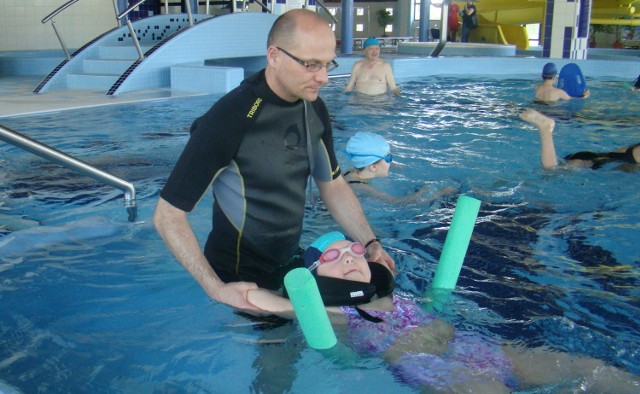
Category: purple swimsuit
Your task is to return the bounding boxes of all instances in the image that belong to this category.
[341,296,517,390]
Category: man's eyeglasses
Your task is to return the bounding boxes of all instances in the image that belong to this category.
[277,47,339,73]
[308,242,366,271]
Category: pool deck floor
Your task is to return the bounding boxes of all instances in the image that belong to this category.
[0,76,203,119]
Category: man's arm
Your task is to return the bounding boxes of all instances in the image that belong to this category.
[383,62,401,96]
[343,62,361,92]
[316,176,395,271]
[465,5,475,15]
[153,197,260,311]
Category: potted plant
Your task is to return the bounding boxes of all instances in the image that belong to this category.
[589,24,613,48]
[375,9,393,37]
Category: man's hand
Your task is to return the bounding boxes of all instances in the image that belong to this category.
[366,241,396,273]
[211,281,261,311]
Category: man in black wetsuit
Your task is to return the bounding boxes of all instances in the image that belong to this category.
[154,9,394,312]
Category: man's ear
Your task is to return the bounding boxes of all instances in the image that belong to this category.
[266,46,279,67]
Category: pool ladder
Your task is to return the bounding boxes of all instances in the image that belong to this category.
[0,124,137,222]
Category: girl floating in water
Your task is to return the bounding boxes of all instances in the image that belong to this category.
[247,231,640,393]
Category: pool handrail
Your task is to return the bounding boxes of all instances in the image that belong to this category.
[41,0,81,60]
[314,0,339,25]
[116,0,160,61]
[0,124,137,222]
[429,0,449,58]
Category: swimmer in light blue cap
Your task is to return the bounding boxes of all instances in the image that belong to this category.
[345,132,391,169]
[343,132,456,204]
[344,37,401,96]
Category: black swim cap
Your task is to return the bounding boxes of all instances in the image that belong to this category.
[564,151,613,170]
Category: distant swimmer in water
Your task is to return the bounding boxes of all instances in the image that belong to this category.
[520,109,639,171]
[344,37,401,96]
[535,63,590,103]
[343,132,456,203]
[629,73,640,92]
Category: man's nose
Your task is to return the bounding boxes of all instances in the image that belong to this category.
[314,69,329,84]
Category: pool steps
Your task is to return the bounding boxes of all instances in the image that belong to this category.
[34,12,278,96]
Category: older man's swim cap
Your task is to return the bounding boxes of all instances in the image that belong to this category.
[363,37,381,49]
[284,231,394,307]
[345,132,390,168]
[542,62,558,78]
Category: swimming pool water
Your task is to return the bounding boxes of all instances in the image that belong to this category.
[0,77,639,393]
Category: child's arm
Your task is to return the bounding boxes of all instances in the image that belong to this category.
[246,288,346,322]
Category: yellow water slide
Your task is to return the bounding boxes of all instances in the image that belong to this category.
[457,0,640,50]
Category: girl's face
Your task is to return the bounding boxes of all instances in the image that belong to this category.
[371,151,392,177]
[316,240,372,283]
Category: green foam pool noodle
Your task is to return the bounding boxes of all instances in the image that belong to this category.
[431,195,481,290]
[284,268,337,349]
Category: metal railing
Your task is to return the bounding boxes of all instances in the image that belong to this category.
[116,0,152,61]
[116,0,195,61]
[41,0,81,60]
[313,0,338,25]
[0,125,137,222]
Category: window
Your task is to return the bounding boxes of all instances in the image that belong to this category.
[356,24,364,32]
[526,24,541,47]
[356,8,364,16]
[414,0,443,21]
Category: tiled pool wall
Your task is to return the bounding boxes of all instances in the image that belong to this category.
[2,48,639,87]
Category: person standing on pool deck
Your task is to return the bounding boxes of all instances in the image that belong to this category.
[535,62,590,103]
[153,9,394,312]
[343,37,401,96]
[460,1,477,43]
[447,1,461,42]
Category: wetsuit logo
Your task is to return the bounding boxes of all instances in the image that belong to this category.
[284,125,303,150]
[246,98,262,119]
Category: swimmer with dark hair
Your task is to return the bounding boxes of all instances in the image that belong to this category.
[246,231,640,393]
[520,109,640,170]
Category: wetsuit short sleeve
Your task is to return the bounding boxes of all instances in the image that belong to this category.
[160,90,247,212]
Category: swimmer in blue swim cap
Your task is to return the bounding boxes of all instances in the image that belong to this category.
[246,231,640,393]
[535,62,590,103]
[343,132,456,203]
[344,37,401,96]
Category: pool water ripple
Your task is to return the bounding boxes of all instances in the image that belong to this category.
[0,77,639,391]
